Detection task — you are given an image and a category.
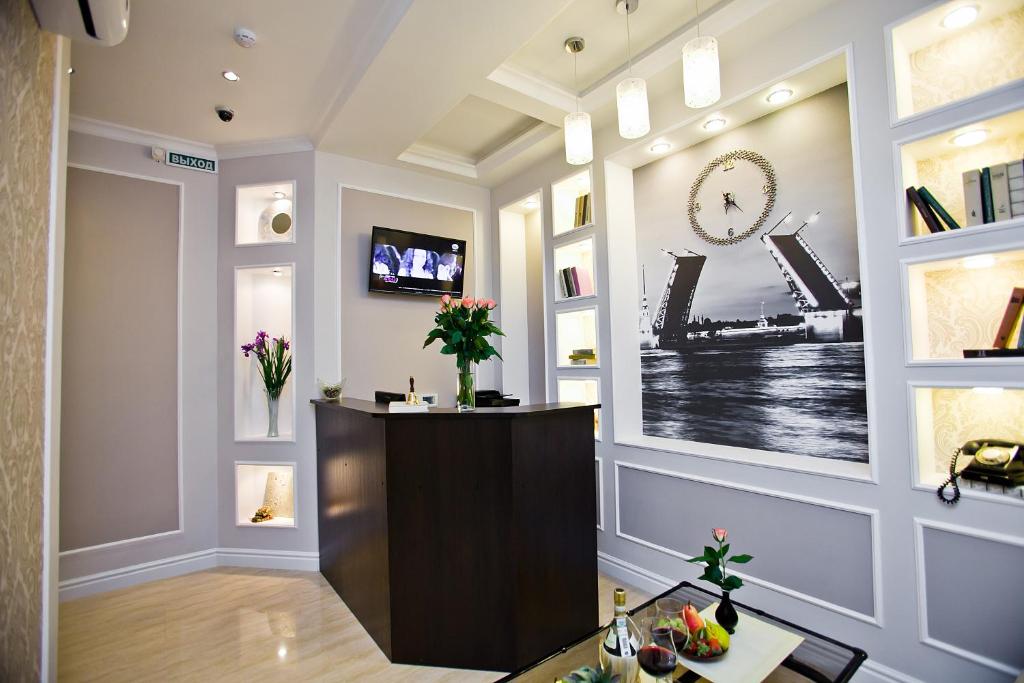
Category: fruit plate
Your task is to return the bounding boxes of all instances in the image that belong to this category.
[675,604,804,683]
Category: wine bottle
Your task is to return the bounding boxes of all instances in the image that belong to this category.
[599,588,641,682]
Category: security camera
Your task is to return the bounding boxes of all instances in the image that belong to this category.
[215,106,234,123]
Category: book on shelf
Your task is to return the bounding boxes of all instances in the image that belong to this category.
[559,267,576,298]
[1006,304,1024,350]
[917,186,960,230]
[907,186,944,233]
[992,287,1024,348]
[963,169,984,226]
[990,163,1011,223]
[570,267,582,296]
[573,193,592,228]
[1008,160,1024,218]
[569,348,596,363]
[981,167,994,223]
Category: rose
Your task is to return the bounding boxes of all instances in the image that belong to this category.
[440,294,451,308]
[712,528,728,543]
[485,298,496,309]
[462,297,475,308]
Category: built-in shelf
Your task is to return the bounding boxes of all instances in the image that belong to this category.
[552,168,594,237]
[898,108,1024,241]
[553,236,597,301]
[904,247,1024,363]
[236,181,296,245]
[557,377,601,440]
[555,306,599,369]
[235,265,296,441]
[235,461,297,527]
[888,0,1024,123]
[912,384,1024,504]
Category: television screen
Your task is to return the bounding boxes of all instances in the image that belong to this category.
[368,226,467,297]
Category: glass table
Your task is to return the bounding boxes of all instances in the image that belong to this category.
[498,581,867,683]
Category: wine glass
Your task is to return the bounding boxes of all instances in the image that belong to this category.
[655,597,689,655]
[637,616,679,682]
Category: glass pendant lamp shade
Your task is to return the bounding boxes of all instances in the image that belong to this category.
[564,111,594,165]
[682,35,721,108]
[616,77,651,139]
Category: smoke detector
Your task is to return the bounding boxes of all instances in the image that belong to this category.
[233,27,257,48]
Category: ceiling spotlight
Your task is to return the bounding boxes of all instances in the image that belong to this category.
[650,142,672,153]
[273,191,286,199]
[522,197,539,209]
[941,4,979,29]
[807,212,820,223]
[766,88,793,105]
[222,70,240,82]
[951,129,988,146]
[702,117,727,132]
[962,253,995,269]
[67,66,75,75]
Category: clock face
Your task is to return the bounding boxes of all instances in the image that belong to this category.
[687,149,777,246]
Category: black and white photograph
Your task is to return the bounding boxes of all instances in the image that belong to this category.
[633,84,868,463]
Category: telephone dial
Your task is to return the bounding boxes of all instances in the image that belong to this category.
[937,439,1024,505]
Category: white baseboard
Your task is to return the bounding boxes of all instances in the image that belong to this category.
[59,547,320,601]
[597,551,920,683]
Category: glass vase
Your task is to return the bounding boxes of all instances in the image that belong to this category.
[456,362,476,412]
[716,590,739,634]
[266,393,280,438]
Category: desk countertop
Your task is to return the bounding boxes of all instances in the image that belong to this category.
[310,397,599,418]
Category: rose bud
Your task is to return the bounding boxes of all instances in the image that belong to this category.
[462,297,475,308]
[712,528,728,543]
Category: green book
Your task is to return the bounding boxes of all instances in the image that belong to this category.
[981,167,994,223]
[917,186,960,230]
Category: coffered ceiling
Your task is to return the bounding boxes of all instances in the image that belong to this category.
[67,0,839,187]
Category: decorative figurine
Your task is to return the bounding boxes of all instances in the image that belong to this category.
[251,506,274,523]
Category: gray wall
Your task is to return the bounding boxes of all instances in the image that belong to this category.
[489,0,1024,681]
[61,131,219,584]
[524,209,546,403]
[339,187,476,403]
[61,167,180,550]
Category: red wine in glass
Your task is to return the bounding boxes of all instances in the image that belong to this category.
[638,643,677,678]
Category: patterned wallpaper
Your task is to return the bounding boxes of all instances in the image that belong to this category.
[920,255,1024,359]
[0,0,56,679]
[924,388,1024,477]
[909,7,1024,115]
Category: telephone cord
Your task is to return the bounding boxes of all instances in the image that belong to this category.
[936,447,962,505]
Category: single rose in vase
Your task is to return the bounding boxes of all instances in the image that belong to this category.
[686,527,753,634]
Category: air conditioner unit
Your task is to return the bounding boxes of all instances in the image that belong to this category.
[30,0,130,46]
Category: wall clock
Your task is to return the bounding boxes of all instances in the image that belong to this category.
[687,149,777,246]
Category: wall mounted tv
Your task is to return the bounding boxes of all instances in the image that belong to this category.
[368,225,467,297]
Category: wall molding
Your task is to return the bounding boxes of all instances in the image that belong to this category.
[58,547,320,601]
[398,143,478,178]
[70,115,216,159]
[613,461,884,627]
[913,518,1024,676]
[596,456,604,531]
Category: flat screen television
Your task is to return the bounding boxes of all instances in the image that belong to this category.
[368,225,467,297]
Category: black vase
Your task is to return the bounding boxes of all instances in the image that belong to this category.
[716,591,739,634]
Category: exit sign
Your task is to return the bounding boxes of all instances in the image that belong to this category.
[166,150,217,174]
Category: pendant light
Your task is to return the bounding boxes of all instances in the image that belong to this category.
[564,37,593,166]
[681,0,721,109]
[615,0,650,139]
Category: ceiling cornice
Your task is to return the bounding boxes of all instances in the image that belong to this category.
[486,62,578,114]
[216,137,314,160]
[398,144,479,178]
[69,115,216,158]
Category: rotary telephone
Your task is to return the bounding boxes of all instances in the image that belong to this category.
[937,439,1024,505]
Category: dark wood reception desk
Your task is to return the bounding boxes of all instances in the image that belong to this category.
[311,398,599,672]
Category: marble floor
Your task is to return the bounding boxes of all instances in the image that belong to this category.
[58,568,650,682]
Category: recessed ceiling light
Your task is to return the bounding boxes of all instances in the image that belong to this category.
[522,197,539,209]
[702,117,726,132]
[807,211,820,223]
[222,70,240,82]
[951,129,988,146]
[67,66,75,75]
[942,4,978,29]
[273,191,286,199]
[766,88,793,105]
[962,253,995,269]
[650,142,672,154]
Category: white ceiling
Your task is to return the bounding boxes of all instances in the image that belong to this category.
[68,0,842,186]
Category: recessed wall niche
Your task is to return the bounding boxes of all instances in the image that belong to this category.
[554,236,596,301]
[235,265,295,441]
[913,386,1024,501]
[557,377,601,440]
[236,181,296,245]
[889,0,1024,121]
[905,248,1024,362]
[555,306,599,368]
[235,462,296,527]
[552,167,593,237]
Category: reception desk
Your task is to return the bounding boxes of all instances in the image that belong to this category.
[311,398,599,672]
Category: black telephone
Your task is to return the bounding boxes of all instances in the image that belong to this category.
[937,439,1024,505]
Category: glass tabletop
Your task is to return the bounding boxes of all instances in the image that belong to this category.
[497,581,866,683]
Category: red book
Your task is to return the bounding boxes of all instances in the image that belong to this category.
[992,287,1024,348]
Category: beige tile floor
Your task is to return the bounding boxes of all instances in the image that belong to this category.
[58,567,650,682]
